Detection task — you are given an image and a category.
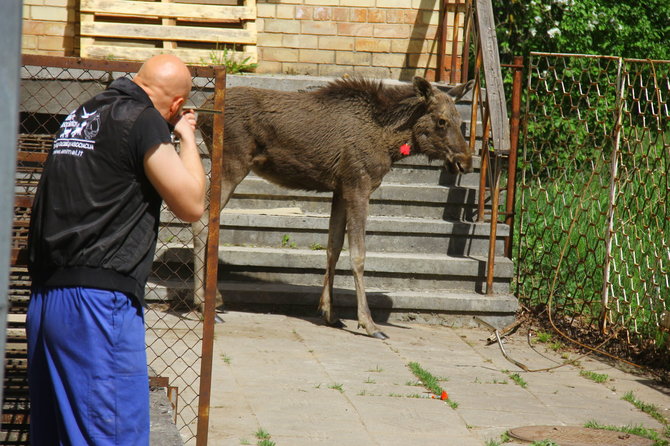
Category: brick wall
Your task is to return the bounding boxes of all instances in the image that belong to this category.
[20,0,465,82]
[257,0,464,81]
[22,0,78,56]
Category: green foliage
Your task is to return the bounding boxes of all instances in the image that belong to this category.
[491,0,670,62]
[201,43,257,74]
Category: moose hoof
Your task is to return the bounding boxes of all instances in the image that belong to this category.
[325,318,346,329]
[372,331,389,340]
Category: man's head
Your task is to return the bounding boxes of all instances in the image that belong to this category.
[133,54,192,125]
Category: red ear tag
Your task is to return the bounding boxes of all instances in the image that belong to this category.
[400,143,411,156]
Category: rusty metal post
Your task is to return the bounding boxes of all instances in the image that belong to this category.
[460,0,473,83]
[485,156,501,295]
[196,68,225,446]
[477,106,491,222]
[436,0,449,82]
[504,55,523,258]
[449,0,462,83]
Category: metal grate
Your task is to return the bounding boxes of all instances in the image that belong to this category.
[516,53,669,366]
[4,55,222,445]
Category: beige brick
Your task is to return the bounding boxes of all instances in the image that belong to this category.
[351,8,368,22]
[337,22,373,37]
[318,64,350,77]
[336,50,371,66]
[373,23,409,39]
[23,20,69,37]
[386,9,407,24]
[353,65,390,78]
[256,4,276,18]
[283,62,318,76]
[319,36,354,51]
[31,5,68,21]
[376,0,412,8]
[263,19,301,34]
[341,0,374,7]
[303,0,339,6]
[301,21,337,35]
[276,5,295,19]
[368,8,385,23]
[355,38,390,53]
[43,0,69,6]
[22,35,39,51]
[282,34,318,49]
[295,6,313,20]
[372,52,405,68]
[23,0,43,6]
[256,60,282,74]
[38,35,65,51]
[392,38,428,54]
[299,48,334,64]
[333,8,349,22]
[422,10,440,26]
[313,7,331,21]
[260,47,299,63]
[257,33,284,48]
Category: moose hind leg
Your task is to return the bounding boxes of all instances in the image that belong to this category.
[345,191,388,340]
[319,191,347,328]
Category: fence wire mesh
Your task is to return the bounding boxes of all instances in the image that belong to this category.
[4,56,219,445]
[516,53,670,368]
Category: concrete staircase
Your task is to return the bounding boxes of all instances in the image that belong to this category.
[152,75,518,329]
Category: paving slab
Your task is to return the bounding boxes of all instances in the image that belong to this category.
[206,311,670,446]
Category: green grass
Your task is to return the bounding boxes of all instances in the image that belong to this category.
[579,369,609,383]
[255,428,275,446]
[328,383,344,393]
[585,420,669,446]
[622,391,669,426]
[502,370,528,388]
[407,362,458,408]
[515,133,670,361]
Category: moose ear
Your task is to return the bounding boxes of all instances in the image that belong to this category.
[445,79,474,102]
[413,76,434,102]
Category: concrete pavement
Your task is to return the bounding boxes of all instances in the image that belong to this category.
[205,311,669,445]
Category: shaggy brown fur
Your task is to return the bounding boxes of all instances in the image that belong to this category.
[193,76,473,339]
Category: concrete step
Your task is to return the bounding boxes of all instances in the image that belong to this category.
[158,212,508,257]
[224,177,503,221]
[144,281,518,328]
[154,245,514,294]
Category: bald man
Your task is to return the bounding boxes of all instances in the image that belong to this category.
[27,54,206,445]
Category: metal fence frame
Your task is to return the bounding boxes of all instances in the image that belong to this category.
[516,52,669,364]
[5,55,224,445]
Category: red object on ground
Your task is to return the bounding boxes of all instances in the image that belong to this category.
[441,390,448,400]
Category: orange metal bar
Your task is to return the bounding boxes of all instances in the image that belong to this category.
[196,68,225,446]
[504,55,524,258]
[436,0,449,82]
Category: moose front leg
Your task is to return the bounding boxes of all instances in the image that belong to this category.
[345,191,388,340]
[319,191,347,328]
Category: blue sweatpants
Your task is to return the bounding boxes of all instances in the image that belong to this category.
[26,287,150,446]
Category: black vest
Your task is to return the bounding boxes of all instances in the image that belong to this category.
[28,78,166,304]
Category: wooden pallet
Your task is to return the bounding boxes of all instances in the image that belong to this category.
[1,134,51,445]
[80,0,257,65]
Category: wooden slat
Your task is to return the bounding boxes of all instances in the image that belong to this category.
[81,0,255,21]
[80,21,256,45]
[82,45,257,65]
[475,0,509,153]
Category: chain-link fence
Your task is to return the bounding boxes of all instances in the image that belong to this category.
[516,53,669,367]
[4,55,222,445]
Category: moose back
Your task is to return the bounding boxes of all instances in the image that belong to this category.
[193,76,473,339]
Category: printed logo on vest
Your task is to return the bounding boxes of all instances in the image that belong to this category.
[53,107,100,157]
